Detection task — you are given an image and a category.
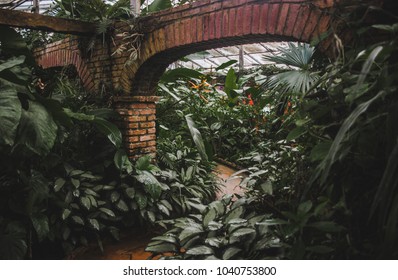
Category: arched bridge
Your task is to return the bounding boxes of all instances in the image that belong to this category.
[120,0,335,96]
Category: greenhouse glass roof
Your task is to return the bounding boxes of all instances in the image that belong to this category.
[0,0,53,13]
[176,42,289,71]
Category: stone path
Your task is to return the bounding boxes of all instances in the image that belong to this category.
[72,163,243,260]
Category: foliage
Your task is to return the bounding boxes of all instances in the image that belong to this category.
[304,24,398,258]
[263,42,320,95]
[0,26,154,258]
[151,6,398,259]
[0,25,222,259]
[50,0,132,22]
[50,0,136,57]
[146,196,279,259]
[146,194,345,259]
[157,66,273,162]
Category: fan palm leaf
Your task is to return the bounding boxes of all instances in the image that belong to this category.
[263,42,319,95]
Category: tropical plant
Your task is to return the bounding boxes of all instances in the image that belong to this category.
[262,42,320,95]
[305,23,398,258]
[146,195,282,259]
[146,193,346,259]
[0,26,133,258]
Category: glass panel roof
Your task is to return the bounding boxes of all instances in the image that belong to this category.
[175,42,290,72]
[1,0,53,13]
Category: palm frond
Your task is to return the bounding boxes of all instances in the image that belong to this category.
[265,70,320,94]
[262,43,318,94]
[263,42,315,70]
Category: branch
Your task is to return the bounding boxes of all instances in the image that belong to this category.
[0,9,96,35]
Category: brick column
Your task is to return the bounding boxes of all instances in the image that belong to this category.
[113,96,159,160]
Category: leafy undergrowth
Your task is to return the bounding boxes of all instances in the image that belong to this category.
[0,26,218,259]
[148,12,398,259]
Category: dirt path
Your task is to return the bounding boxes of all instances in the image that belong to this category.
[71,163,244,260]
[214,163,245,199]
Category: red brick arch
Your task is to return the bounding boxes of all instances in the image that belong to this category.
[34,39,95,92]
[118,0,336,96]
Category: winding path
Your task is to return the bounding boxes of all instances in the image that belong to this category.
[70,163,243,259]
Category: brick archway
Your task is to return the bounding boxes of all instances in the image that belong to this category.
[117,0,335,96]
[34,39,95,92]
[33,0,339,159]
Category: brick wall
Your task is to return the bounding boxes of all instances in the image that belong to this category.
[113,96,159,160]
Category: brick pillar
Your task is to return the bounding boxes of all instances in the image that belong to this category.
[113,96,159,160]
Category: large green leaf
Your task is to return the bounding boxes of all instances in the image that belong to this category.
[80,196,91,210]
[31,214,50,242]
[316,90,385,184]
[160,67,203,83]
[224,68,239,102]
[89,218,100,231]
[209,200,225,216]
[179,226,203,241]
[63,108,95,121]
[62,209,71,220]
[298,201,312,214]
[135,192,148,209]
[146,243,177,253]
[185,115,208,161]
[135,170,166,194]
[222,247,242,259]
[99,207,116,217]
[216,60,238,71]
[0,222,27,260]
[225,206,244,224]
[0,85,22,146]
[356,46,383,87]
[16,100,58,156]
[286,126,307,141]
[144,183,162,200]
[135,155,151,171]
[203,208,217,228]
[309,141,332,162]
[151,235,178,244]
[231,227,256,237]
[64,108,123,149]
[186,245,214,256]
[0,56,25,73]
[124,187,136,199]
[93,118,122,148]
[54,178,66,192]
[0,26,34,65]
[71,215,84,226]
[144,0,172,14]
[117,200,131,214]
[0,65,31,91]
[158,83,180,101]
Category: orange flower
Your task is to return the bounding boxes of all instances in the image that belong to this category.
[248,94,254,106]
